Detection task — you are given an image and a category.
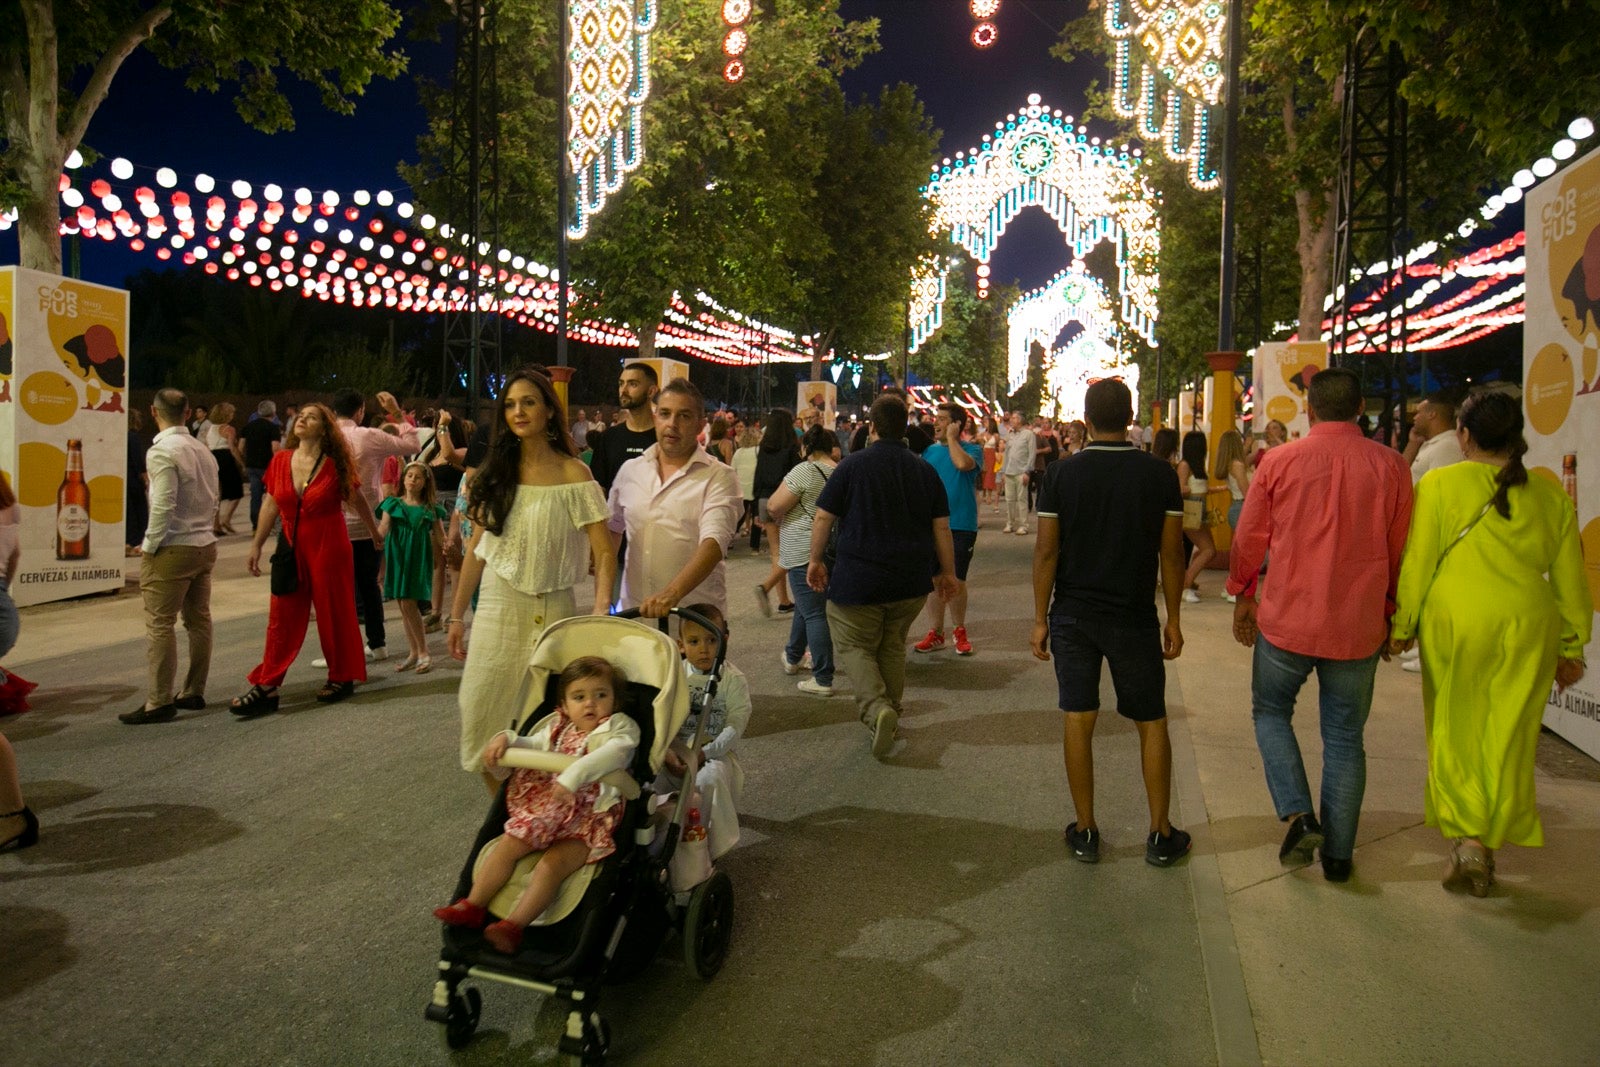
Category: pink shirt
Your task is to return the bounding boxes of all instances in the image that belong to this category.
[337,418,420,541]
[1226,421,1413,659]
[607,444,742,615]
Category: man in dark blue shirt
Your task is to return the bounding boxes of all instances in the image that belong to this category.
[1030,377,1191,868]
[808,394,956,760]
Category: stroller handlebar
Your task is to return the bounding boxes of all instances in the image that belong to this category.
[496,748,641,801]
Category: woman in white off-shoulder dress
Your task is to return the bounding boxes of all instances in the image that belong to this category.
[448,367,616,790]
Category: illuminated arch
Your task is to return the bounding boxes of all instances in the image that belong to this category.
[1008,263,1119,392]
[911,96,1161,358]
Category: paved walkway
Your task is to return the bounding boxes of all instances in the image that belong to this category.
[1,523,1596,1065]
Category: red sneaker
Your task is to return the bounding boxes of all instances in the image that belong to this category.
[432,898,488,928]
[484,919,525,955]
[952,627,973,656]
[913,629,945,653]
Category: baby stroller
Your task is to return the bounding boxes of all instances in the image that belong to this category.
[425,609,734,1065]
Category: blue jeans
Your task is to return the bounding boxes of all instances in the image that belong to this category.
[0,576,17,659]
[1251,634,1380,861]
[785,566,833,685]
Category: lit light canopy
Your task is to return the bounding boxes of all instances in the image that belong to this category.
[1007,263,1121,394]
[1104,0,1227,190]
[912,96,1162,354]
[568,0,658,239]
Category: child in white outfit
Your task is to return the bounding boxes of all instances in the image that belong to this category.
[660,603,750,858]
[434,655,639,955]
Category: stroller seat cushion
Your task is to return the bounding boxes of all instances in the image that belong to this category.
[475,835,600,928]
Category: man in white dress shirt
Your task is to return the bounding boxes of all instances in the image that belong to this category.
[607,379,742,617]
[123,388,220,724]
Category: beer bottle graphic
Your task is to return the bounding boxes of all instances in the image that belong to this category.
[56,438,91,560]
[1562,453,1578,512]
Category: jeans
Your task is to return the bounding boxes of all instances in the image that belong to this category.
[246,467,268,531]
[0,576,17,660]
[1251,633,1380,861]
[825,595,924,723]
[785,566,833,685]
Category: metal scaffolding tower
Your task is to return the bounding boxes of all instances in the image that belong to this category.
[1330,26,1409,438]
[441,0,503,409]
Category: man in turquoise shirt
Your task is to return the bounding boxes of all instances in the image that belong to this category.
[913,403,983,656]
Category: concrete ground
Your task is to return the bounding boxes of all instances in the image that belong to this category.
[2,517,1596,1066]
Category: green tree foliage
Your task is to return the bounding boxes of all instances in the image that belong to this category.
[766,80,943,378]
[911,264,1012,398]
[404,0,885,360]
[1,0,406,274]
[1057,0,1600,392]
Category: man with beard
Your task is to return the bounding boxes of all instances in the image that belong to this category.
[588,362,659,496]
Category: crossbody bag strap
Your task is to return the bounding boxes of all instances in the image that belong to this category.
[284,453,324,552]
[1419,495,1495,609]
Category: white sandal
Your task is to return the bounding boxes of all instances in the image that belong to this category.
[414,656,432,675]
[394,655,418,672]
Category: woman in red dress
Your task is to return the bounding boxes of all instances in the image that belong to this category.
[231,403,374,714]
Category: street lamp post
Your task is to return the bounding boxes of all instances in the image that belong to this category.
[556,0,571,368]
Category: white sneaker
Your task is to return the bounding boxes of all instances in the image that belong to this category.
[1002,523,1013,534]
[1016,525,1029,536]
[797,679,833,697]
[365,645,387,662]
[1183,589,1201,603]
[1225,593,1237,603]
[312,657,328,668]
[1400,647,1420,662]
[1402,658,1422,673]
[780,649,803,675]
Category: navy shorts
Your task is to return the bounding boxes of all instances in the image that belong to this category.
[950,529,976,582]
[1048,614,1167,721]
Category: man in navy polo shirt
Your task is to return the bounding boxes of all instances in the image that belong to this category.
[913,402,983,656]
[1030,378,1192,868]
[808,394,957,759]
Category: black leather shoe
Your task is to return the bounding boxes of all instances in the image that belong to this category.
[1278,813,1324,865]
[174,695,206,711]
[119,703,177,725]
[1322,856,1353,883]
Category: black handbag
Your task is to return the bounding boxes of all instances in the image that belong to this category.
[270,530,298,596]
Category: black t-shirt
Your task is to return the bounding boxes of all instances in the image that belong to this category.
[239,417,280,469]
[752,447,798,500]
[589,423,657,494]
[1036,441,1183,624]
[815,439,950,606]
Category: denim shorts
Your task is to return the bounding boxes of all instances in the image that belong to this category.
[1048,614,1166,721]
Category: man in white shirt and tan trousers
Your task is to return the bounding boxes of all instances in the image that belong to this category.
[123,387,220,724]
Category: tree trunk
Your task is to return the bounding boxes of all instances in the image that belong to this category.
[1294,184,1336,342]
[17,152,64,275]
[636,320,658,360]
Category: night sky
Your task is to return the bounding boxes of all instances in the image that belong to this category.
[4,0,1101,295]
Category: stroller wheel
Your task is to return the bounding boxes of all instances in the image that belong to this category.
[443,987,482,1050]
[559,1012,610,1066]
[683,870,734,979]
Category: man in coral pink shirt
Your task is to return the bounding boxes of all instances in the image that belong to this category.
[1227,368,1413,883]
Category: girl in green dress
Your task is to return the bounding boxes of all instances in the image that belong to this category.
[378,463,450,673]
[1389,393,1591,896]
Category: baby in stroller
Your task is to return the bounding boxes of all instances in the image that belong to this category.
[433,655,639,955]
[657,603,749,858]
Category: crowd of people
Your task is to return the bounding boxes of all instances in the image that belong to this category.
[1,364,1592,919]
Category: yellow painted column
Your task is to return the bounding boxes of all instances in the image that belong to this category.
[547,364,574,416]
[1204,351,1242,552]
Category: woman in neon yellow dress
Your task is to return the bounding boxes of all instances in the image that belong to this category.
[1389,392,1591,896]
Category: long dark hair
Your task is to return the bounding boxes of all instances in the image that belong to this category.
[759,408,796,453]
[1458,391,1528,519]
[468,366,577,536]
[285,402,359,499]
[1152,427,1180,462]
[1179,430,1208,475]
